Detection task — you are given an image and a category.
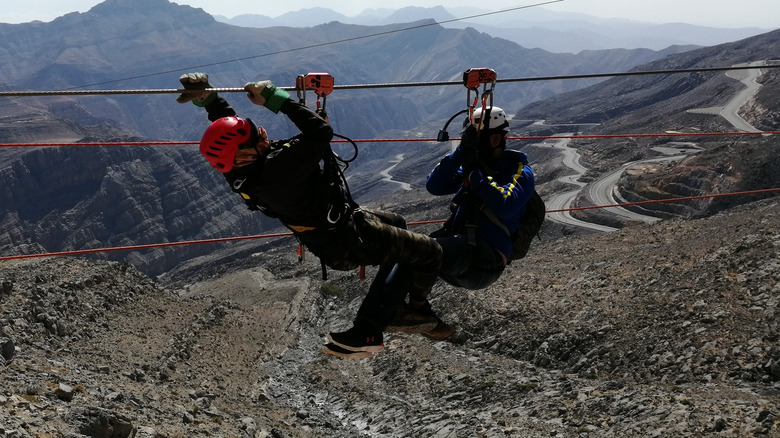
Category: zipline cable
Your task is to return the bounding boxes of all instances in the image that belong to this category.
[1,64,778,98]
[1,130,777,148]
[2,187,778,262]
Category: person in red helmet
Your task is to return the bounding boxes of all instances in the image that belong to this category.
[199,117,269,172]
[177,72,444,358]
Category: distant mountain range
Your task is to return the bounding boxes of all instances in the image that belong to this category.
[0,0,777,277]
[214,5,772,53]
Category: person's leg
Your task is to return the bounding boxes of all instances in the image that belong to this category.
[353,262,403,331]
[429,234,474,292]
[355,210,442,301]
[327,210,442,354]
[445,240,505,290]
[382,234,473,339]
[364,208,407,229]
[417,237,505,341]
[370,263,439,333]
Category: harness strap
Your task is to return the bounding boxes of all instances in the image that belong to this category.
[472,197,510,236]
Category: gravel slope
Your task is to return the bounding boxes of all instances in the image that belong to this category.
[1,198,778,437]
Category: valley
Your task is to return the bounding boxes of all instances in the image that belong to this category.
[0,3,778,436]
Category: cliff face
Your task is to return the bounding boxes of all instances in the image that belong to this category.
[613,138,780,219]
[0,145,278,276]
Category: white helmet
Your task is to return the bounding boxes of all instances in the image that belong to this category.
[471,106,509,131]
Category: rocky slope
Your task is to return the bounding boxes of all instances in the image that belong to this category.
[1,197,778,437]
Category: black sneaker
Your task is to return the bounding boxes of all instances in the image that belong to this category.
[386,303,439,334]
[322,343,374,359]
[328,326,384,353]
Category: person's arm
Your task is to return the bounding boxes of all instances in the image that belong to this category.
[244,81,332,161]
[278,100,333,143]
[244,80,332,140]
[426,150,465,196]
[426,124,481,196]
[176,72,236,121]
[202,96,236,121]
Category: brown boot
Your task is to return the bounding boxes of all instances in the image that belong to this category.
[386,303,438,334]
[421,318,456,340]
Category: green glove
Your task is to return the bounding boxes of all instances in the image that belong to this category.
[244,80,290,113]
[177,72,216,107]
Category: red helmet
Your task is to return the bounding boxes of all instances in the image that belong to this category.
[199,117,259,173]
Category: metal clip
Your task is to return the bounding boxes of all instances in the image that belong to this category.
[462,68,497,127]
[296,72,334,119]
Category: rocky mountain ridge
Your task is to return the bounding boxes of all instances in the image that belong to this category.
[215,5,770,53]
[1,197,778,437]
[0,0,685,140]
[513,30,780,224]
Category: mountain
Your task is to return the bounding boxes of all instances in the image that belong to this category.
[1,3,779,434]
[0,0,691,141]
[512,30,780,223]
[0,0,696,276]
[216,6,772,53]
[2,197,778,436]
[516,30,780,127]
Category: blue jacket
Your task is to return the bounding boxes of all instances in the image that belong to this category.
[426,147,535,259]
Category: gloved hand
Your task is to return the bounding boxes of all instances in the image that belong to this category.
[176,72,216,107]
[244,80,290,113]
[459,124,480,169]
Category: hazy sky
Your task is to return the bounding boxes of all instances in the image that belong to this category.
[0,0,778,29]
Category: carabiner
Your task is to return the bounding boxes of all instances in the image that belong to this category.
[462,68,497,126]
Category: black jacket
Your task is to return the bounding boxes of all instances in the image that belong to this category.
[204,95,341,231]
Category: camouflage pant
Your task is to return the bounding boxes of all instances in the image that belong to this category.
[297,208,442,300]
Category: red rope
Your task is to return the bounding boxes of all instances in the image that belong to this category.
[0,232,293,261]
[508,131,779,140]
[2,188,777,262]
[0,141,198,147]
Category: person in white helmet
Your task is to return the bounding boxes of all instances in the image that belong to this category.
[387,106,536,340]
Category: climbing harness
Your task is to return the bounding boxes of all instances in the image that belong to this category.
[295,72,365,280]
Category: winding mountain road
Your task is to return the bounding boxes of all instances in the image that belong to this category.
[543,61,767,232]
[720,61,765,132]
[542,135,619,232]
[379,153,412,191]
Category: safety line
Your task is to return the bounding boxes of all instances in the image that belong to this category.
[1,130,777,148]
[1,64,777,98]
[510,131,778,140]
[0,232,294,261]
[0,141,200,148]
[2,188,777,262]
